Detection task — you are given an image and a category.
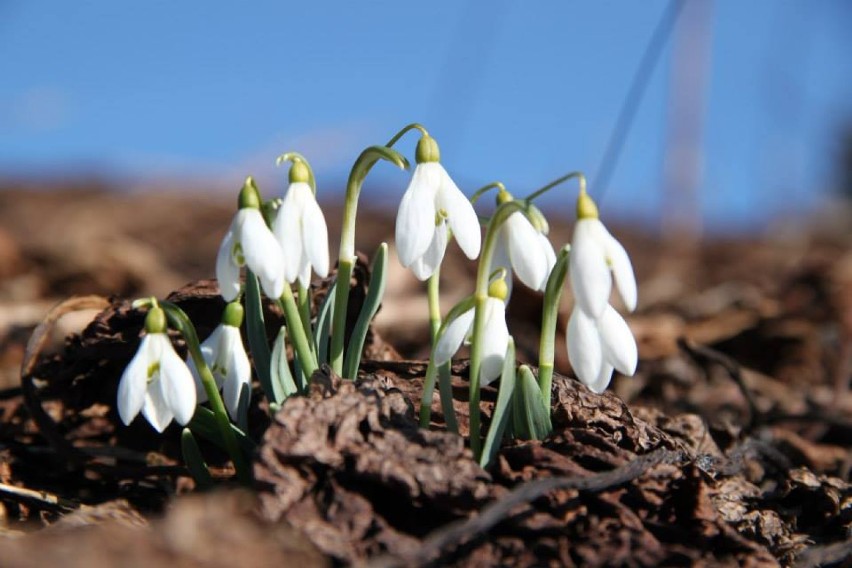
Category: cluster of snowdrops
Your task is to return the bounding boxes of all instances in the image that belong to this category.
[117,123,638,484]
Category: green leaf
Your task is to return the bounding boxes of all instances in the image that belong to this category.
[244,270,275,402]
[181,428,213,490]
[343,242,388,379]
[270,326,298,399]
[512,365,552,441]
[314,280,336,366]
[236,382,251,433]
[188,406,256,455]
[480,338,517,468]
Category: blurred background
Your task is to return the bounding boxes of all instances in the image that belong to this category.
[2,0,852,230]
[1,0,852,380]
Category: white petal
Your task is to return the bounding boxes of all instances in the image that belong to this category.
[490,232,514,301]
[272,196,303,283]
[222,327,251,420]
[186,355,207,404]
[435,165,481,260]
[215,223,241,302]
[395,164,437,267]
[479,298,509,385]
[570,219,611,318]
[598,305,638,376]
[239,209,285,299]
[159,342,197,426]
[566,306,603,387]
[537,232,557,291]
[117,334,158,425]
[409,222,448,281]
[142,376,174,433]
[301,190,329,278]
[597,226,637,312]
[506,212,548,292]
[434,308,475,366]
[296,260,312,289]
[587,362,614,394]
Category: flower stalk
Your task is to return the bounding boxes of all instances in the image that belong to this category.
[538,245,571,409]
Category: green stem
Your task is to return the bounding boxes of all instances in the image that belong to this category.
[275,152,317,193]
[525,171,586,203]
[426,265,458,433]
[297,283,314,357]
[332,145,408,375]
[470,181,506,205]
[160,302,252,485]
[277,285,318,379]
[385,122,429,148]
[538,245,571,410]
[467,200,526,460]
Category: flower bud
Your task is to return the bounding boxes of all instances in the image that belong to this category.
[221,301,245,328]
[238,176,262,210]
[288,160,311,184]
[144,306,167,334]
[415,135,440,164]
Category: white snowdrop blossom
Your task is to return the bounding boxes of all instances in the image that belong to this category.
[216,179,286,302]
[434,279,510,386]
[396,136,481,281]
[118,309,197,432]
[187,323,251,421]
[566,304,637,393]
[492,208,556,294]
[273,165,329,287]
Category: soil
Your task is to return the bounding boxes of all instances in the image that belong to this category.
[0,185,850,567]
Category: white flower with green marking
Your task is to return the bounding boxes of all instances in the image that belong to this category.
[118,308,196,432]
[216,177,285,302]
[273,161,329,287]
[492,197,556,294]
[395,135,480,281]
[566,304,637,393]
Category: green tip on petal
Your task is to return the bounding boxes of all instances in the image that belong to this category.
[222,301,245,327]
[576,191,599,220]
[415,135,440,164]
[488,277,508,301]
[144,306,167,334]
[289,160,311,184]
[238,177,262,210]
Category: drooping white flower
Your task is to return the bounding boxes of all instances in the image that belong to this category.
[434,280,510,386]
[395,135,481,281]
[216,177,286,302]
[492,205,556,294]
[187,322,251,422]
[273,162,329,287]
[569,192,636,319]
[566,304,637,393]
[118,308,197,432]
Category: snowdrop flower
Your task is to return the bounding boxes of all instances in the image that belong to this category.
[187,302,251,421]
[492,191,556,294]
[118,306,197,432]
[396,135,481,280]
[566,304,637,393]
[273,160,329,287]
[569,191,637,318]
[216,176,286,302]
[434,278,510,385]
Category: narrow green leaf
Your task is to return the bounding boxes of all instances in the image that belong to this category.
[181,428,213,490]
[236,382,251,433]
[270,326,298,399]
[244,270,275,402]
[343,242,388,379]
[314,280,337,366]
[480,338,517,468]
[512,365,553,441]
[188,406,256,455]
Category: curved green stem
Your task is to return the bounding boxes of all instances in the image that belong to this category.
[525,171,586,203]
[467,199,526,459]
[277,285,318,379]
[470,181,506,205]
[332,145,409,375]
[159,302,252,485]
[385,122,429,149]
[538,245,571,410]
[275,152,317,193]
[297,283,314,356]
[426,265,458,433]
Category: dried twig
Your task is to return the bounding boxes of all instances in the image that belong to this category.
[370,447,685,568]
[0,481,79,512]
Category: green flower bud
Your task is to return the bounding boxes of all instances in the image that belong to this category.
[415,135,441,164]
[238,176,262,210]
[144,306,167,334]
[496,188,513,205]
[576,191,599,220]
[488,277,508,301]
[221,301,245,328]
[289,160,311,184]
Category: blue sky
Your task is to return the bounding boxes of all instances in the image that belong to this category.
[2,1,851,232]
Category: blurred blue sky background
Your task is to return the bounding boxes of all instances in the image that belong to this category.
[1,1,851,232]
